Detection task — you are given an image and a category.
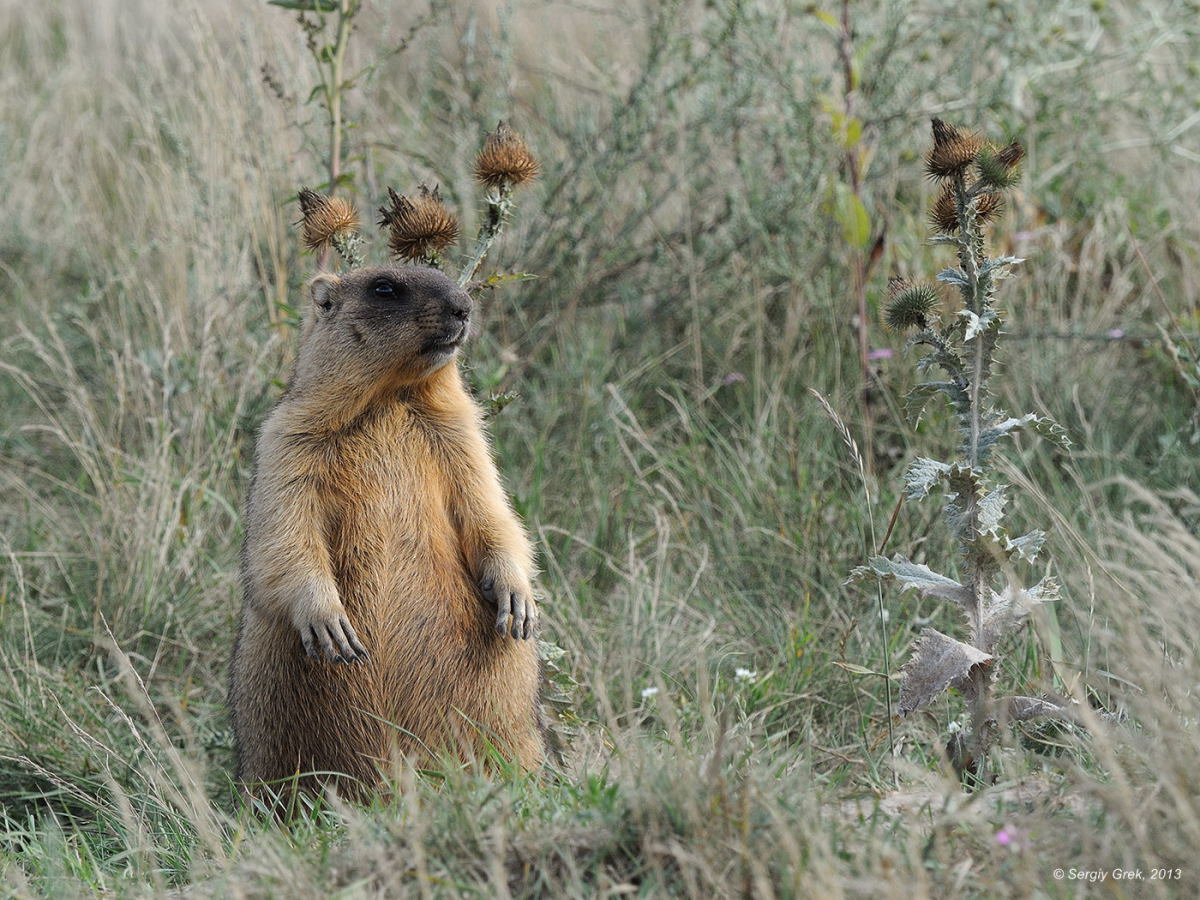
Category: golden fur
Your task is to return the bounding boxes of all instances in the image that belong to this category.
[229,265,542,802]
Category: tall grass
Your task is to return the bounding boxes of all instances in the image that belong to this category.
[0,0,1198,895]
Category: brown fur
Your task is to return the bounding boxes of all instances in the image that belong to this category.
[229,265,542,803]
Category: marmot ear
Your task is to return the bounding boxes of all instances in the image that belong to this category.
[309,273,341,315]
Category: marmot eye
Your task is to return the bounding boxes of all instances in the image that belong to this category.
[372,278,397,298]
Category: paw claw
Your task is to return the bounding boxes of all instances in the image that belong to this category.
[296,607,368,664]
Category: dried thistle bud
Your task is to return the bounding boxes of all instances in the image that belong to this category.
[930,183,1002,234]
[925,118,983,181]
[377,184,460,263]
[298,189,360,253]
[884,278,940,331]
[474,121,540,189]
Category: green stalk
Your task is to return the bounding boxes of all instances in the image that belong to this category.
[458,184,514,288]
[317,0,358,270]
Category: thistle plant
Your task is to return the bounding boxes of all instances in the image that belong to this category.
[850,119,1074,787]
[294,121,539,291]
[298,188,363,268]
[377,184,461,269]
[459,121,540,288]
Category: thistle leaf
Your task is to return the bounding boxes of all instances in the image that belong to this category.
[905,380,969,425]
[903,457,950,500]
[979,577,1057,650]
[942,465,988,539]
[978,413,1072,458]
[906,331,965,380]
[848,555,972,608]
[963,527,1048,567]
[1004,530,1047,562]
[977,483,1008,533]
[959,308,999,343]
[937,267,969,287]
[899,628,995,715]
[1005,695,1079,723]
[981,256,1025,276]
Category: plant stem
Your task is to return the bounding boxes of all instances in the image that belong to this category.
[836,0,875,480]
[953,171,994,786]
[458,184,513,288]
[318,0,356,271]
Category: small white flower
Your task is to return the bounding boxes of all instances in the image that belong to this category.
[734,667,757,682]
[947,720,962,734]
[880,609,890,623]
[640,686,659,698]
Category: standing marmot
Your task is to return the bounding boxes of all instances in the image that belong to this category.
[229,265,543,802]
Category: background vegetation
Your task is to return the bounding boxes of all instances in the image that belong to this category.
[0,0,1198,895]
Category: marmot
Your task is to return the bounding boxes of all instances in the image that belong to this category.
[229,265,543,802]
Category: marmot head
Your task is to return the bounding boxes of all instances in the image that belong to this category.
[299,265,473,388]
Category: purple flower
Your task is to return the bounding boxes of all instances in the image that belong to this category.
[722,372,746,385]
[867,348,894,361]
[995,825,1021,849]
[1106,328,1125,340]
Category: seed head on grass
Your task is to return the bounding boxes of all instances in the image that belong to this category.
[378,184,460,264]
[925,118,983,181]
[474,121,539,190]
[298,189,360,253]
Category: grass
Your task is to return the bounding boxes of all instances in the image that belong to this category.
[1,0,1199,895]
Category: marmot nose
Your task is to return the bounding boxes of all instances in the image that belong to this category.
[448,297,471,322]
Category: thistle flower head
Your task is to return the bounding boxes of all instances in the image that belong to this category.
[930,183,1002,234]
[977,140,1025,189]
[474,121,540,189]
[377,184,460,263]
[925,118,984,181]
[298,189,360,253]
[884,278,941,331]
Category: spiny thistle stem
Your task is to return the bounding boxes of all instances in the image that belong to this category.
[458,184,514,288]
[330,230,364,269]
[952,170,995,784]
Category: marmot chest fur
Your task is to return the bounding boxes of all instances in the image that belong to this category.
[229,265,543,800]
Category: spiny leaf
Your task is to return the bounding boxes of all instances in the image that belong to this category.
[937,267,969,287]
[942,465,989,539]
[847,555,972,608]
[977,483,1008,534]
[978,413,1071,458]
[903,457,951,501]
[899,628,995,715]
[1004,530,1047,562]
[978,578,1057,651]
[904,380,969,425]
[962,528,1048,567]
[906,331,964,379]
[959,308,999,343]
[981,255,1025,276]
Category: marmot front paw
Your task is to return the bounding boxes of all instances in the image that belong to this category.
[294,604,369,663]
[480,575,537,640]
